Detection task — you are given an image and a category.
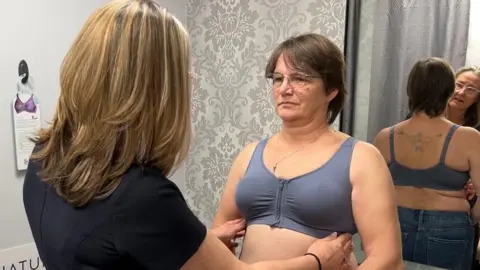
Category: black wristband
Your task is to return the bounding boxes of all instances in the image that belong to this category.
[304,253,322,270]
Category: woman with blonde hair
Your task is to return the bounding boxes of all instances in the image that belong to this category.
[447,66,480,127]
[21,1,353,269]
[448,66,480,270]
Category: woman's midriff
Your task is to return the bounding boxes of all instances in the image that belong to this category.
[395,186,470,212]
[239,224,358,269]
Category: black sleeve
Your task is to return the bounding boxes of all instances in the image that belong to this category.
[112,174,207,270]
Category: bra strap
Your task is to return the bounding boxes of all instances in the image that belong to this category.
[439,124,460,163]
[389,126,396,163]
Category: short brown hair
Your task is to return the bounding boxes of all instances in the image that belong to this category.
[264,33,346,124]
[407,57,455,118]
[31,0,192,207]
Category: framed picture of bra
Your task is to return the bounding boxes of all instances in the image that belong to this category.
[12,60,41,171]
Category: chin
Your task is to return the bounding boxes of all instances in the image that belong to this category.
[276,106,305,123]
[278,114,301,123]
[449,100,466,110]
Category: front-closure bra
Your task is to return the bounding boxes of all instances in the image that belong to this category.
[388,124,469,191]
[235,137,358,238]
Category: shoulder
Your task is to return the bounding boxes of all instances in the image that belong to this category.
[453,125,480,149]
[456,125,480,136]
[114,165,186,216]
[452,125,480,144]
[350,140,390,183]
[371,126,395,158]
[373,126,393,146]
[352,140,384,162]
[230,140,262,176]
[237,141,260,161]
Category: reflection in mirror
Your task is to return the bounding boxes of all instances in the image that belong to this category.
[350,0,479,269]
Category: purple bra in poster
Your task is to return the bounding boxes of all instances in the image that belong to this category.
[14,94,37,114]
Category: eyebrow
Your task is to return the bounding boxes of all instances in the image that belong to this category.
[272,71,305,76]
[457,80,478,87]
[457,81,480,91]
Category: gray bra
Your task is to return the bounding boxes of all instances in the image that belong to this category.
[388,124,469,191]
[235,137,358,238]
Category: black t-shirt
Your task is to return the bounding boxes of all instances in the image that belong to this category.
[23,160,206,270]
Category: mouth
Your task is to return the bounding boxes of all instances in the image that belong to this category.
[278,102,297,106]
[451,97,464,103]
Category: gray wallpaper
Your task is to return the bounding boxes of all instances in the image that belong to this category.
[353,0,375,141]
[185,0,346,226]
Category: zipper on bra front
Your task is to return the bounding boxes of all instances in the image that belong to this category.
[274,180,286,226]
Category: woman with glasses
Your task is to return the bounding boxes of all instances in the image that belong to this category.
[448,66,480,270]
[447,66,480,127]
[374,58,480,270]
[213,33,403,270]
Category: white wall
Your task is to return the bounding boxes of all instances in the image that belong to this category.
[0,0,187,267]
[466,0,480,66]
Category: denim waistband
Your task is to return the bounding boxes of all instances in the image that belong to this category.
[397,206,472,229]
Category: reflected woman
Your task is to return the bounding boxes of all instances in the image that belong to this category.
[374,58,480,270]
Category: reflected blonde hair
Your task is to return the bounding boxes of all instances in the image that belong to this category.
[456,66,480,127]
[31,0,192,207]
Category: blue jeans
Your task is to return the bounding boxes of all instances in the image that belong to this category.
[398,206,474,270]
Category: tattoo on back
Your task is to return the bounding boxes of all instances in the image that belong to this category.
[397,131,443,152]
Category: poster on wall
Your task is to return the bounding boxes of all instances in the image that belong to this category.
[12,60,41,171]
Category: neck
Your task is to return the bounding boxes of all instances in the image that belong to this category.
[446,105,466,125]
[280,119,330,145]
[410,111,446,122]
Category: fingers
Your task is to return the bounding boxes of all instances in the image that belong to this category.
[226,239,240,249]
[324,232,338,240]
[226,218,245,225]
[227,241,239,248]
[228,218,246,231]
[336,233,352,246]
[232,224,246,236]
[235,230,246,238]
[343,239,354,253]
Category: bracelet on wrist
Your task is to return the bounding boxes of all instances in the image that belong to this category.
[304,253,322,270]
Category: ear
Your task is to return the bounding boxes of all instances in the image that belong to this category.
[326,88,339,103]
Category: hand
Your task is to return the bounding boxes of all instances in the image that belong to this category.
[211,218,246,250]
[465,180,476,200]
[306,232,353,270]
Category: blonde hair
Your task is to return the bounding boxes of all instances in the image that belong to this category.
[31,0,192,207]
[455,66,480,127]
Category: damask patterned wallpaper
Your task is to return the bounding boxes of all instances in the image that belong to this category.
[185,0,347,225]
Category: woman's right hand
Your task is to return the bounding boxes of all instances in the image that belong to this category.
[307,233,353,270]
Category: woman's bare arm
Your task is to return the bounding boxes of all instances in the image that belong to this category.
[350,142,403,270]
[212,142,258,228]
[463,127,480,223]
[181,230,351,270]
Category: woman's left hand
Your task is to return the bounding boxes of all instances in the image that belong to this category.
[211,218,246,250]
[465,180,477,201]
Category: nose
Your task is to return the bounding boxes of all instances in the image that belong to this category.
[455,86,466,96]
[278,78,293,95]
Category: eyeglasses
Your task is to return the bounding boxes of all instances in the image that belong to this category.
[266,72,321,89]
[455,81,480,96]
